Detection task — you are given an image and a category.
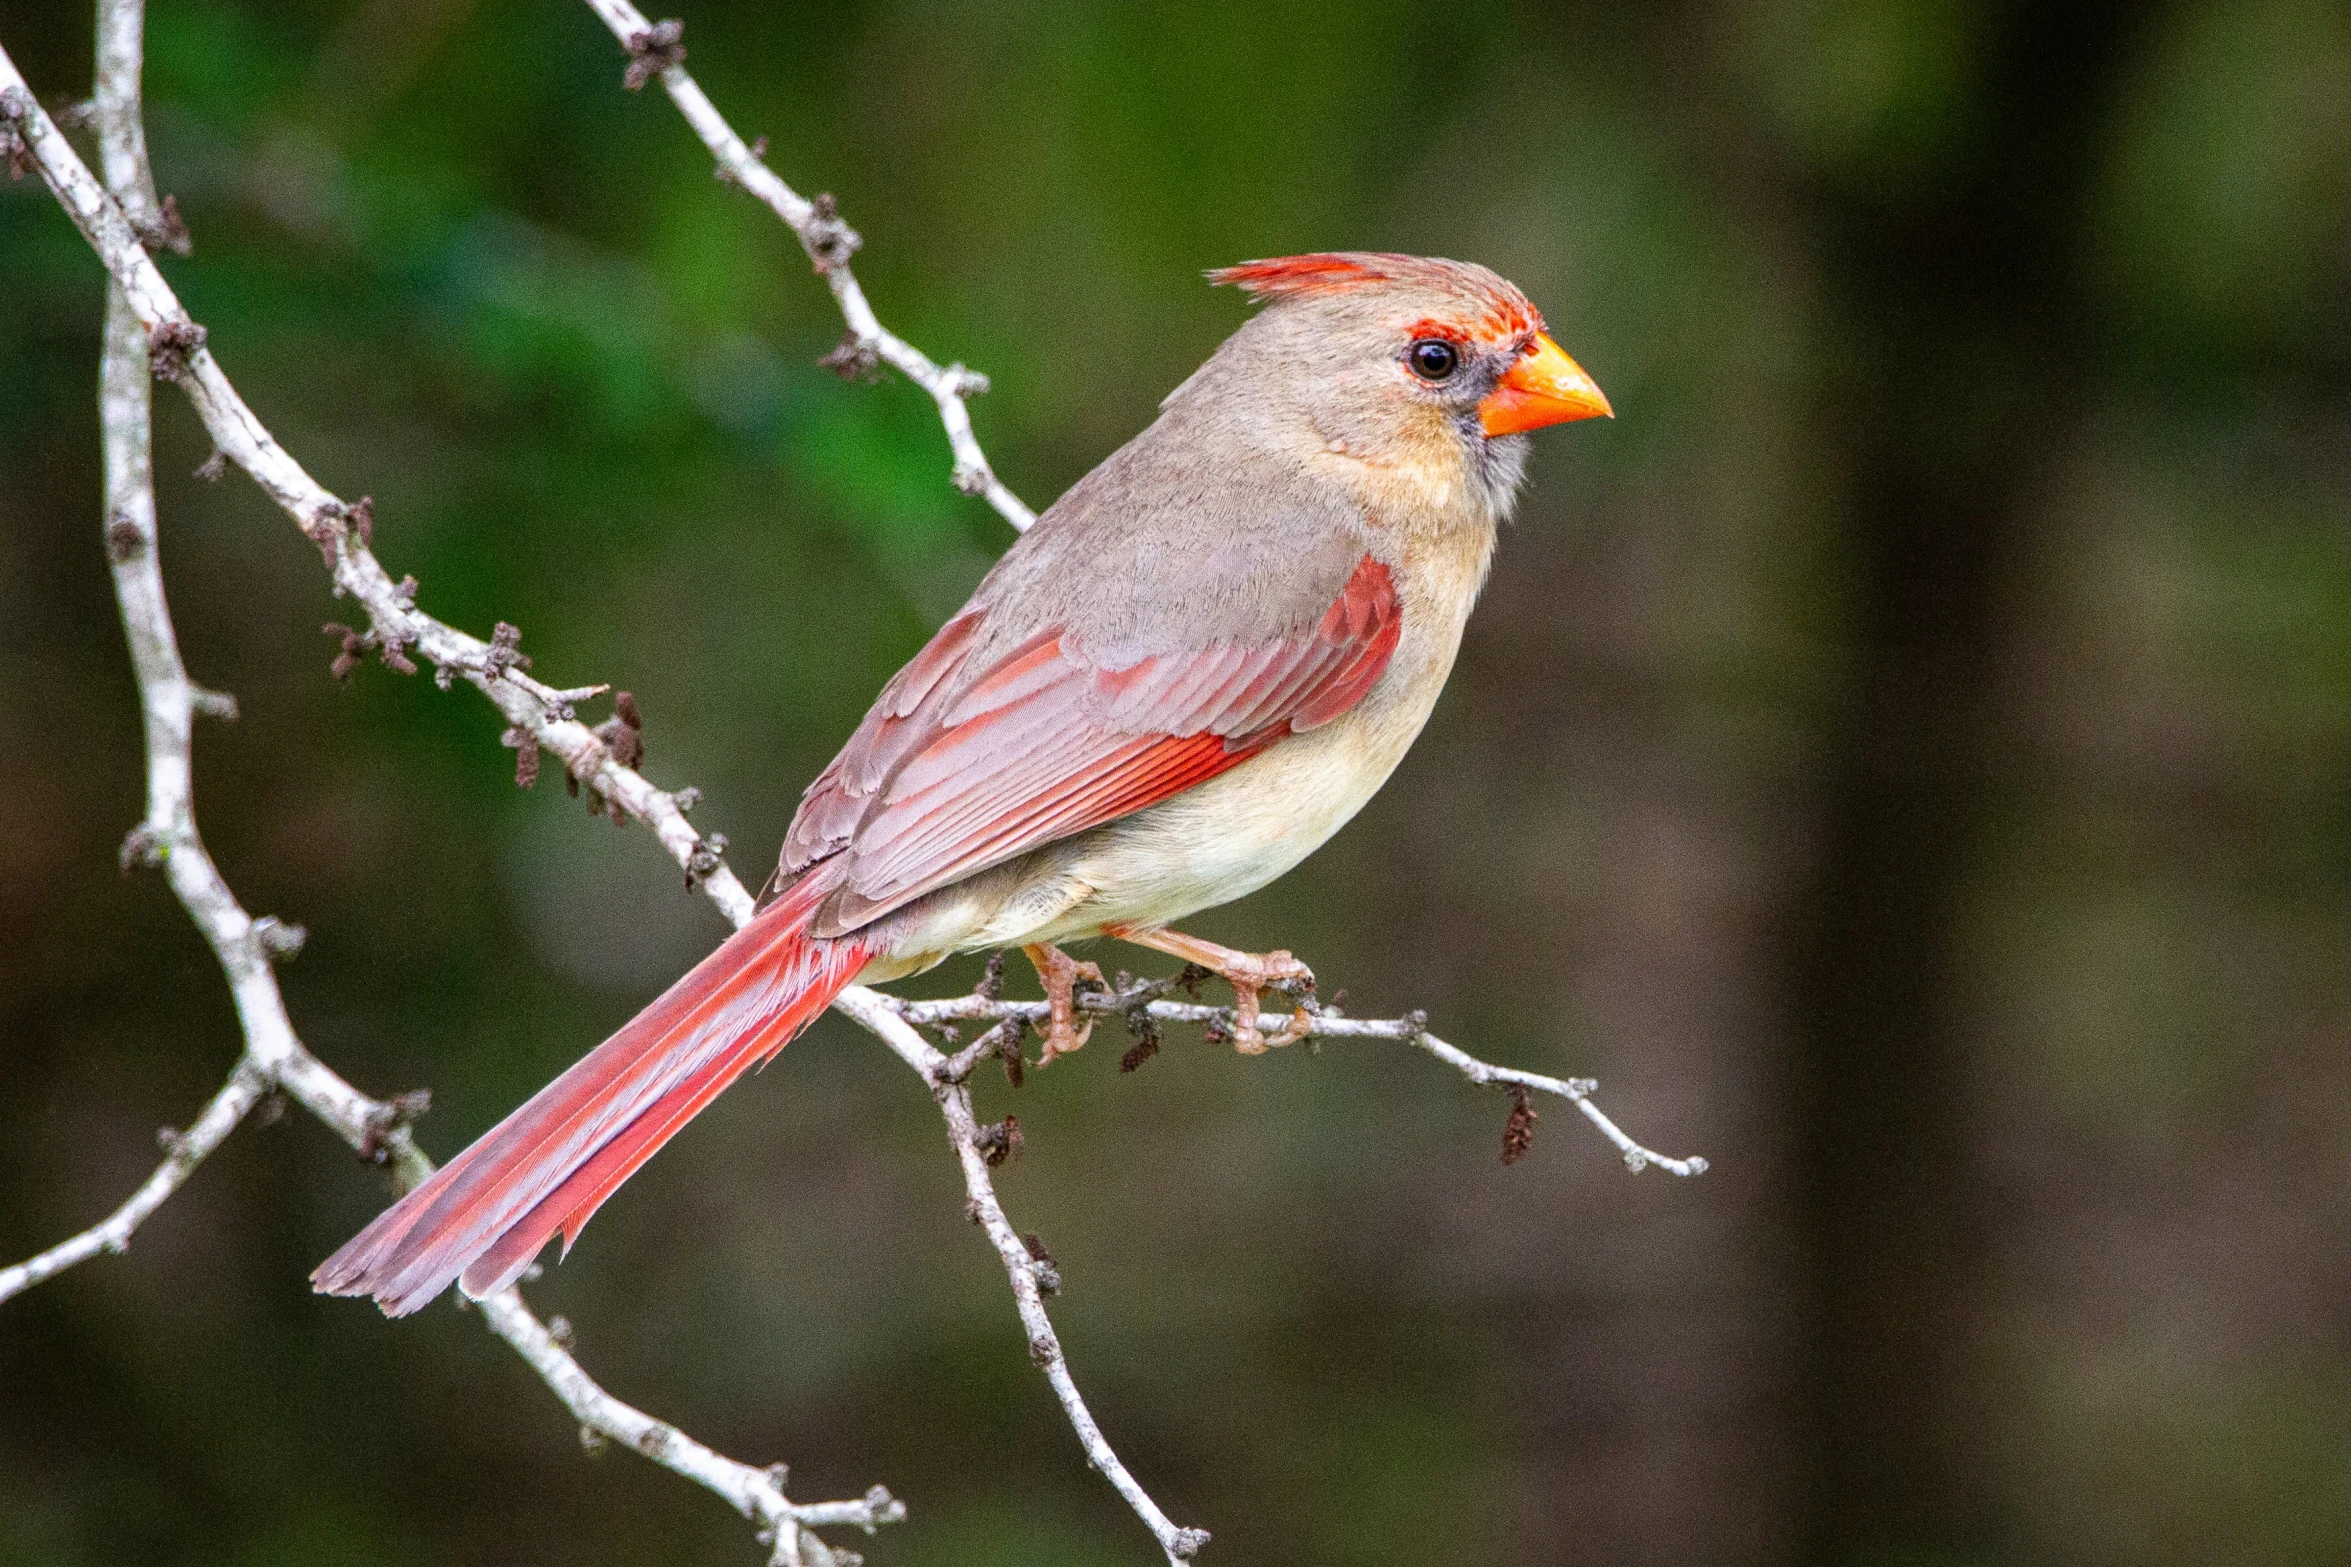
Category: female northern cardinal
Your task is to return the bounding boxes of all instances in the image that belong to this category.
[316,253,1609,1316]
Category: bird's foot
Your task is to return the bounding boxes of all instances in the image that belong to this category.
[1110,927,1315,1054]
[1023,942,1103,1065]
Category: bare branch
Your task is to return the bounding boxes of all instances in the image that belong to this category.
[0,52,758,932]
[834,989,1213,1565]
[0,1063,269,1305]
[475,1290,904,1561]
[886,987,1709,1177]
[0,18,896,1564]
[576,2,1036,531]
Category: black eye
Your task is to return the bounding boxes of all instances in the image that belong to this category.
[1407,338,1460,382]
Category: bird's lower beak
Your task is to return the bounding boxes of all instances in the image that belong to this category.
[1478,332,1612,436]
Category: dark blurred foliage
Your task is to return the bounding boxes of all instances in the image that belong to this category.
[4,1,2350,1563]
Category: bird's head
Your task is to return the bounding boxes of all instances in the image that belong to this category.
[1198,252,1610,520]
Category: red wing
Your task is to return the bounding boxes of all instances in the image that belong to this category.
[785,553,1402,936]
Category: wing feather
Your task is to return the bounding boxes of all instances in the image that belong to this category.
[788,554,1402,937]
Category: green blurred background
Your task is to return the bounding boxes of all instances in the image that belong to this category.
[5,1,2351,1562]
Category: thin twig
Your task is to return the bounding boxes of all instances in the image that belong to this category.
[834,989,1212,1565]
[0,1064,269,1304]
[577,0,1035,531]
[887,988,1707,1176]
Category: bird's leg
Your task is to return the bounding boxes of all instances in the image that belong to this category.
[1023,942,1103,1065]
[1109,927,1314,1054]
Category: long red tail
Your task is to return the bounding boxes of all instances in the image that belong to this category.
[312,868,875,1317]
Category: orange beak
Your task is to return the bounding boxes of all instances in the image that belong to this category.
[1477,332,1612,436]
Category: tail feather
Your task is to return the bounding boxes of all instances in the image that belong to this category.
[456,1023,787,1300]
[313,870,874,1316]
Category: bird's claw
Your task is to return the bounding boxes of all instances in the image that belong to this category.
[1024,943,1103,1065]
[1216,949,1314,1054]
[1104,926,1317,1054]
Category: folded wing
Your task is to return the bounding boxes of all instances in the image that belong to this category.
[783,552,1403,936]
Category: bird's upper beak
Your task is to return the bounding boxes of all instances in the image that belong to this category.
[1478,333,1612,436]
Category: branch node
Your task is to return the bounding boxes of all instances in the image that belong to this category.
[802,193,863,272]
[1026,1334,1057,1368]
[950,460,990,497]
[1501,1084,1537,1165]
[1022,1233,1060,1296]
[817,333,882,383]
[592,691,645,773]
[322,624,362,681]
[193,449,228,483]
[322,621,414,680]
[685,833,730,888]
[546,1314,574,1349]
[50,97,96,130]
[251,915,307,962]
[483,621,531,680]
[105,511,144,561]
[0,90,30,182]
[942,363,990,398]
[503,725,542,789]
[622,19,687,91]
[671,785,701,812]
[155,1125,188,1156]
[579,1423,608,1456]
[713,134,768,187]
[974,951,1005,1001]
[377,626,417,675]
[118,824,168,873]
[996,1018,1026,1088]
[190,686,239,721]
[1171,1526,1213,1558]
[1118,1005,1162,1074]
[146,319,206,381]
[358,1089,431,1164]
[304,505,346,566]
[973,1114,1022,1167]
[138,193,192,256]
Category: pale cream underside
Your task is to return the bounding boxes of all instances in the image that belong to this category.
[858,508,1495,983]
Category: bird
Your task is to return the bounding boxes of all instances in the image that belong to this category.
[313,252,1611,1317]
